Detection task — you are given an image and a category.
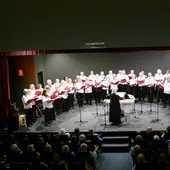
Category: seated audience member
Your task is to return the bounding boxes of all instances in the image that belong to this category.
[137,154,146,163]
[34,134,44,153]
[145,127,154,145]
[158,153,167,163]
[88,128,103,146]
[61,145,75,165]
[134,135,145,149]
[68,135,79,152]
[131,145,141,165]
[0,156,10,170]
[50,134,61,152]
[162,126,170,141]
[152,135,164,150]
[41,144,53,166]
[74,127,81,142]
[51,153,68,170]
[23,144,40,163]
[20,134,30,152]
[78,134,95,152]
[79,143,95,168]
[59,129,70,138]
[6,144,22,164]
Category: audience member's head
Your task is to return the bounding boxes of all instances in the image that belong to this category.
[147,127,153,134]
[80,143,88,152]
[71,135,77,143]
[158,153,167,163]
[166,126,170,133]
[137,154,145,163]
[44,144,52,152]
[153,135,160,141]
[134,145,141,152]
[89,128,94,136]
[62,145,70,152]
[79,134,86,143]
[135,135,143,141]
[10,144,20,152]
[26,144,35,152]
[53,154,61,163]
[59,128,66,135]
[74,128,80,135]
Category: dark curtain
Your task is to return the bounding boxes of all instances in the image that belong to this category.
[0,56,10,130]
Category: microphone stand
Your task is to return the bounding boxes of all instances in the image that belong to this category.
[138,86,143,114]
[150,98,163,125]
[149,86,153,112]
[93,87,101,117]
[75,93,88,124]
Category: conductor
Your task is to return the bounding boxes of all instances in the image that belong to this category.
[109,90,122,125]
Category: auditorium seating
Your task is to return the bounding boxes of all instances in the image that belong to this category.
[1,129,170,169]
[0,130,101,170]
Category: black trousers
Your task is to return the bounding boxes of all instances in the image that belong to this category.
[77,93,83,107]
[68,93,74,109]
[138,86,146,101]
[61,98,69,112]
[43,107,54,124]
[147,87,154,103]
[101,89,107,100]
[53,98,62,114]
[164,93,170,107]
[156,86,164,103]
[130,86,137,97]
[94,87,102,103]
[85,93,92,104]
[118,84,123,92]
[24,108,33,126]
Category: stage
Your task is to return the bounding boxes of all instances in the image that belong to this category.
[16,102,170,133]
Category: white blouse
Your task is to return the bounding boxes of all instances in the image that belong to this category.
[41,96,53,109]
[22,95,33,109]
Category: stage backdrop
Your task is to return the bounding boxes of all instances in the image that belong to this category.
[34,50,170,84]
[1,1,170,51]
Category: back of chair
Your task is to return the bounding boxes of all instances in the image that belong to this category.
[11,162,32,170]
[87,135,99,145]
[59,135,69,145]
[135,163,153,170]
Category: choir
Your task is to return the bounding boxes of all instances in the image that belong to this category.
[22,69,170,127]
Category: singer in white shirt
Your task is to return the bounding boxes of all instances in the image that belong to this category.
[67,78,75,109]
[137,72,146,101]
[59,80,69,112]
[22,89,34,127]
[163,77,170,108]
[129,74,137,96]
[145,73,155,103]
[155,69,164,103]
[75,76,84,107]
[93,74,102,103]
[41,90,55,126]
[118,70,129,93]
[101,77,110,99]
[84,78,93,105]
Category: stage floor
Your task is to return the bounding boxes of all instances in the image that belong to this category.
[17,102,170,133]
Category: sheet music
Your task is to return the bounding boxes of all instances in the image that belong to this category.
[127,94,136,100]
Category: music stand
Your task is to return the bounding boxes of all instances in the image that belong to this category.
[100,101,109,127]
[138,86,143,115]
[128,94,138,118]
[150,101,163,125]
[75,94,88,124]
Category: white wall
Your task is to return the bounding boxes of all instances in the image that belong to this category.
[1,1,170,51]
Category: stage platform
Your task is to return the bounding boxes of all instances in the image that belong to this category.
[15,101,170,133]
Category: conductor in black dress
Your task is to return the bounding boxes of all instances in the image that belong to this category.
[109,90,122,125]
